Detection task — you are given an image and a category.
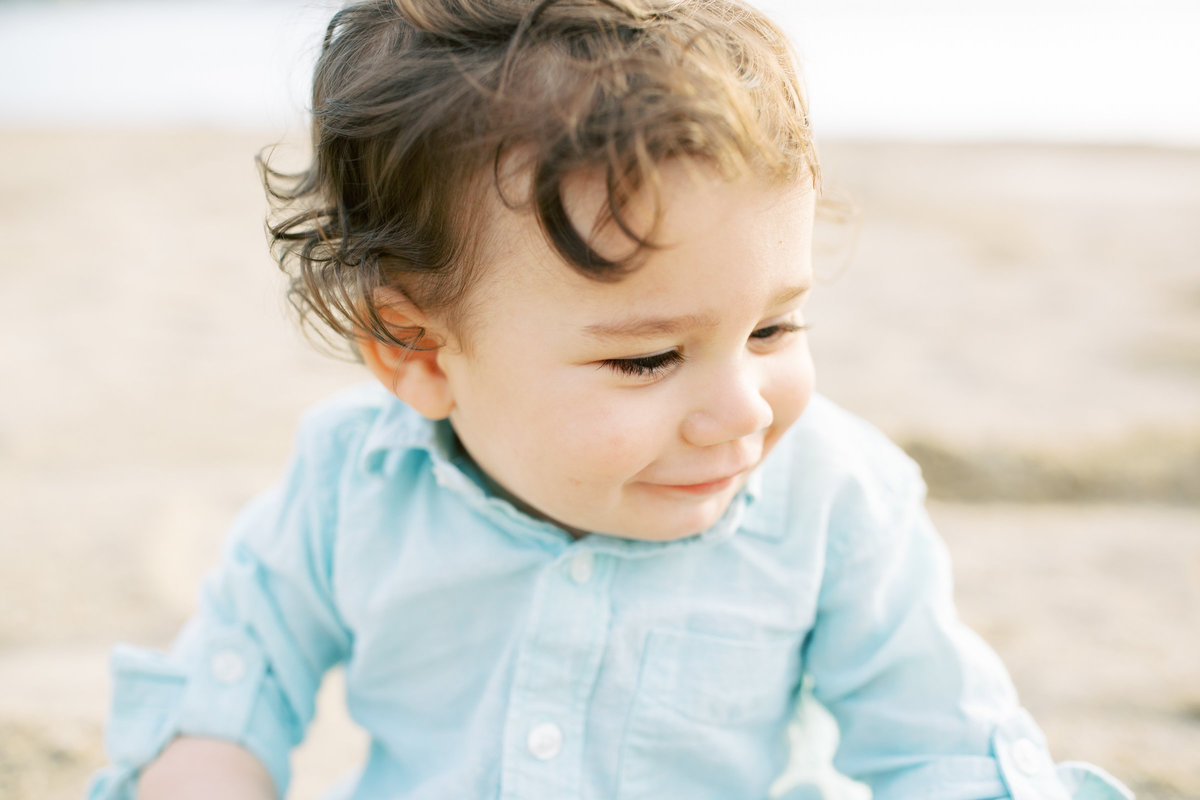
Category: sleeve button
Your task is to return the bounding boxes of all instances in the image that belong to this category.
[210,649,247,685]
[1011,737,1047,776]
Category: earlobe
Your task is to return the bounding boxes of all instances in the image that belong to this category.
[357,291,456,420]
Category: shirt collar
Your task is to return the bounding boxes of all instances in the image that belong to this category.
[357,386,764,556]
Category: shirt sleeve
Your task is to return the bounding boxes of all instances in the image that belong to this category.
[87,411,358,800]
[801,472,1134,800]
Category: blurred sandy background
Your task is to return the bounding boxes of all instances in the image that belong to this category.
[2,2,1200,799]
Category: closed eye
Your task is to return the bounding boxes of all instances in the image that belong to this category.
[601,348,684,378]
[750,321,807,343]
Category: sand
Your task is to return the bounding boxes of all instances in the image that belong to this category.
[0,129,1197,799]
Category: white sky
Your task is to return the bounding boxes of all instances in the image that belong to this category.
[1,0,1197,145]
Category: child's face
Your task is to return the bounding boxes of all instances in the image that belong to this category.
[436,164,816,541]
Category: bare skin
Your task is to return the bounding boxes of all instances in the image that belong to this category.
[138,737,276,800]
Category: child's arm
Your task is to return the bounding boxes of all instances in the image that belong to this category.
[138,737,277,800]
[802,471,1132,800]
[87,399,366,800]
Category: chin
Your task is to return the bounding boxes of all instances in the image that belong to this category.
[612,498,734,542]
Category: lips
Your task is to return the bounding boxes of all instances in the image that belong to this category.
[649,468,749,495]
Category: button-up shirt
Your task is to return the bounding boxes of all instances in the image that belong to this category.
[88,384,1132,800]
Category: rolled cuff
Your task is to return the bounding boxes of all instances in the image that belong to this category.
[993,709,1134,800]
[89,632,299,799]
[1055,763,1135,800]
[861,710,1135,800]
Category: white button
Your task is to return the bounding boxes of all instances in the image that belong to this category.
[210,649,247,685]
[527,722,563,760]
[569,552,594,585]
[1011,738,1045,776]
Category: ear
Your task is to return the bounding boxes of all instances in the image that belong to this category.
[357,290,456,420]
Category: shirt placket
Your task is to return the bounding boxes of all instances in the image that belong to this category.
[500,546,611,799]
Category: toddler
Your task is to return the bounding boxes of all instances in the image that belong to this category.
[89,1,1133,798]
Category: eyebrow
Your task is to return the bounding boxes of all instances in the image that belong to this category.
[582,283,811,341]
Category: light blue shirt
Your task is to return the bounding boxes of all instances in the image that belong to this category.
[88,384,1132,800]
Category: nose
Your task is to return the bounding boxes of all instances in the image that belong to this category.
[680,361,773,448]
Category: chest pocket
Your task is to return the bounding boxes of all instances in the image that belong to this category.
[618,628,804,799]
[637,628,802,724]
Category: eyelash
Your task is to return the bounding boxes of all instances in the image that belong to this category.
[602,321,808,378]
[602,349,685,378]
[750,321,807,341]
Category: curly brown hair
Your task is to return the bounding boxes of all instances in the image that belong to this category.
[260,0,819,355]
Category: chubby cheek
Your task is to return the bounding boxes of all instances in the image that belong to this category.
[764,349,816,451]
[550,397,659,488]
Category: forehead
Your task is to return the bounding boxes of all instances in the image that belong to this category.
[465,163,816,340]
